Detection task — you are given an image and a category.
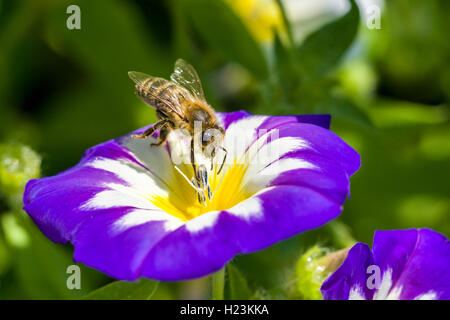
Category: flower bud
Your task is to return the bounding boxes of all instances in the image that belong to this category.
[0,143,41,207]
[293,245,350,300]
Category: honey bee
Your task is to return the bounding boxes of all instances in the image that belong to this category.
[128,59,227,203]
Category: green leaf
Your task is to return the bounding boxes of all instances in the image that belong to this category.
[274,30,296,74]
[227,263,252,300]
[180,0,268,79]
[5,214,99,299]
[273,32,301,97]
[297,0,360,77]
[275,0,294,47]
[41,0,164,173]
[0,230,11,276]
[367,99,447,128]
[325,220,357,249]
[84,279,159,300]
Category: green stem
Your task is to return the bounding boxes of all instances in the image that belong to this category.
[275,0,295,47]
[211,267,225,300]
[327,220,357,248]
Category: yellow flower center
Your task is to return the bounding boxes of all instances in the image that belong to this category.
[150,160,252,221]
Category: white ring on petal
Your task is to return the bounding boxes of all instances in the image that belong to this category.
[249,136,310,169]
[87,158,168,195]
[227,197,263,221]
[244,158,318,194]
[80,184,160,211]
[223,116,268,163]
[185,211,221,233]
[121,136,176,184]
[112,209,183,235]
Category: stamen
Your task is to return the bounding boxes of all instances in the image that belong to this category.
[203,168,208,187]
[207,184,212,200]
[197,169,208,206]
[174,165,212,206]
[196,166,202,187]
[200,190,206,205]
[196,187,202,204]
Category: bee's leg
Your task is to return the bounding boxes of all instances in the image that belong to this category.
[210,148,216,171]
[190,138,205,186]
[131,119,168,139]
[156,110,165,120]
[217,146,227,175]
[190,138,197,176]
[190,139,203,204]
[150,123,172,147]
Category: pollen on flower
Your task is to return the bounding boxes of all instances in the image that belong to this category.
[151,160,251,221]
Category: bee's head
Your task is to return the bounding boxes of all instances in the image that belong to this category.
[202,126,225,158]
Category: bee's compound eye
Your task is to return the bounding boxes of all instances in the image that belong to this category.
[202,131,212,146]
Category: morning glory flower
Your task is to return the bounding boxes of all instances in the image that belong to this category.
[321,228,450,300]
[23,111,359,281]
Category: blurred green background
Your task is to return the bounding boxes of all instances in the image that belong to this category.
[0,0,449,299]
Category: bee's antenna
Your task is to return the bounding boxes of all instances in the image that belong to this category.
[217,146,227,175]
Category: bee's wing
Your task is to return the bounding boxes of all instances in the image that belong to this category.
[128,71,187,119]
[170,59,206,101]
[128,71,152,86]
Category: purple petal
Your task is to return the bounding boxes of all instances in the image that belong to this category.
[373,228,450,300]
[140,184,342,281]
[269,122,360,177]
[321,229,450,300]
[140,211,237,281]
[321,243,375,300]
[23,141,134,243]
[217,110,252,129]
[218,111,331,131]
[241,120,359,203]
[268,153,351,203]
[73,209,180,281]
[227,185,343,253]
[258,114,331,131]
[295,114,331,129]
